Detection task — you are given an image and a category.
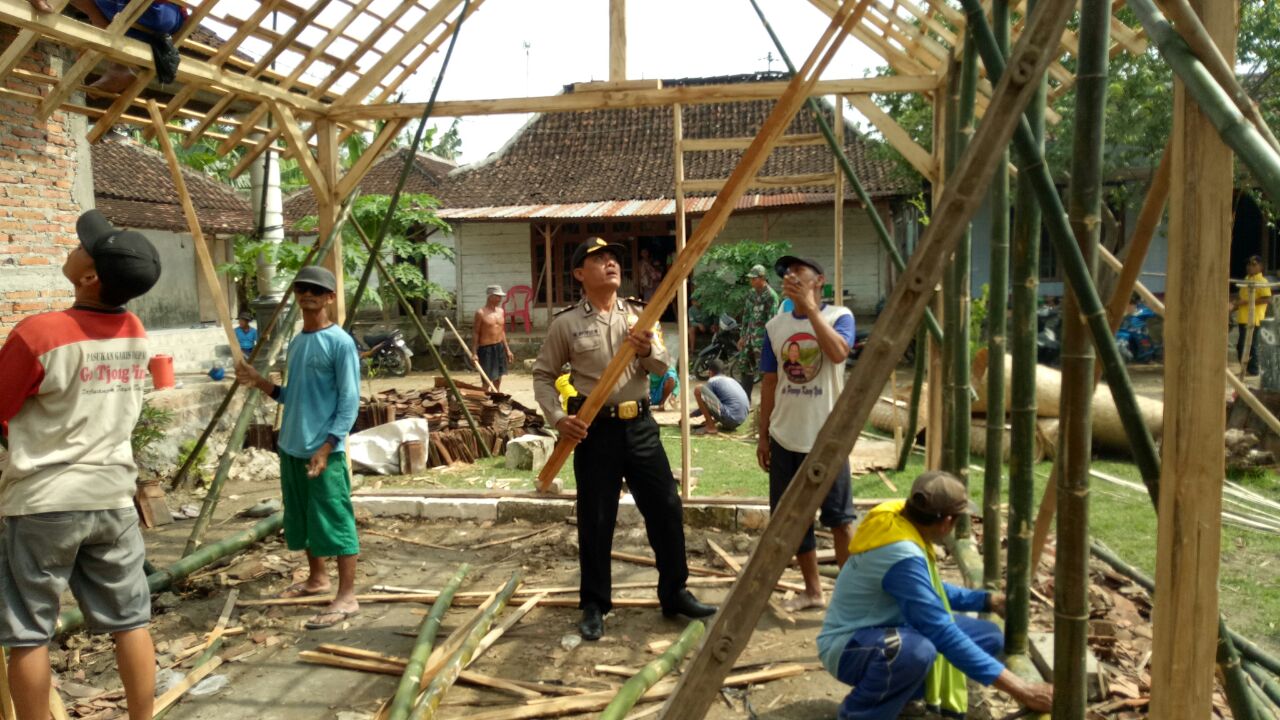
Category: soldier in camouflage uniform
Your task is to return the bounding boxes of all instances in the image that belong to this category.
[735,264,780,401]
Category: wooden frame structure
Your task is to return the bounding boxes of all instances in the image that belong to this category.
[4,0,1260,717]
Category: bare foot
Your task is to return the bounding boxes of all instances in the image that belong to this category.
[27,0,54,13]
[88,64,136,93]
[782,593,826,613]
[277,581,332,599]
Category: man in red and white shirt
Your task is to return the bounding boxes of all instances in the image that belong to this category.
[0,209,161,720]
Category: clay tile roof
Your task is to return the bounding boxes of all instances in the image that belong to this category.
[283,148,456,229]
[91,136,253,234]
[434,73,914,215]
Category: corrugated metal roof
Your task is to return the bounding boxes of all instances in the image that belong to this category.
[437,192,840,220]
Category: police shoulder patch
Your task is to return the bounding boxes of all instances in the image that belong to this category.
[624,296,648,307]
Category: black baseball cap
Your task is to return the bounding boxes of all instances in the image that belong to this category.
[293,265,338,292]
[571,236,627,268]
[774,255,825,278]
[76,209,161,306]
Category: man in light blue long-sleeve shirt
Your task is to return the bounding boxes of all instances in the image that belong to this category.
[237,266,362,630]
[818,472,1053,719]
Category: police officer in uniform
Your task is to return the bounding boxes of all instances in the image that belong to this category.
[533,237,716,640]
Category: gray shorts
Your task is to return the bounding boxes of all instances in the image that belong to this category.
[0,508,151,646]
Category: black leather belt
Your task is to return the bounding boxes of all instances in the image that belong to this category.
[567,395,651,421]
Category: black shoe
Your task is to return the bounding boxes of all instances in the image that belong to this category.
[663,589,717,619]
[579,606,604,640]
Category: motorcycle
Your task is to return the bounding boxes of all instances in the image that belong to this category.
[1036,303,1063,366]
[356,327,413,378]
[1116,301,1162,364]
[693,314,742,380]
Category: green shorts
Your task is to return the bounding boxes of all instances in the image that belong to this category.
[280,452,360,558]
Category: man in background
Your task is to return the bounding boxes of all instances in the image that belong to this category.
[474,285,515,390]
[736,264,779,401]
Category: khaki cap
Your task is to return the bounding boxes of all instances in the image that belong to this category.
[907,470,977,518]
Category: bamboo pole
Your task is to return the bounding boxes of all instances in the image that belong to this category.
[1126,0,1280,205]
[1052,2,1108,716]
[389,564,470,720]
[896,323,928,470]
[1003,0,1045,661]
[409,572,522,719]
[951,32,978,540]
[983,0,1011,591]
[183,391,263,555]
[348,222,490,457]
[58,513,284,635]
[537,0,877,490]
[599,621,705,720]
[662,0,1079,712]
[673,103,693,499]
[1153,0,1280,154]
[941,59,962,479]
[441,316,498,393]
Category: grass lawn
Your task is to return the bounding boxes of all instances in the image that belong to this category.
[389,425,1280,655]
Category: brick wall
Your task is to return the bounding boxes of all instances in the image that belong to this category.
[0,29,94,340]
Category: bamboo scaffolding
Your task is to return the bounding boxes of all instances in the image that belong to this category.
[896,324,928,470]
[941,60,961,479]
[983,0,1012,591]
[536,0,877,490]
[1052,2,1108,716]
[183,392,263,556]
[389,565,471,720]
[599,622,705,720]
[661,1,1078,713]
[951,33,978,541]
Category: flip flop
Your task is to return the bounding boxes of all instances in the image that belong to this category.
[276,582,331,600]
[304,608,359,630]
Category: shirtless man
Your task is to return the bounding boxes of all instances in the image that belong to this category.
[473,285,515,390]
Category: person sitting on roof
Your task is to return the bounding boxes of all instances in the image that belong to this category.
[818,471,1054,719]
[28,0,186,92]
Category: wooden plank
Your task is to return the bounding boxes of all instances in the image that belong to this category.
[315,118,344,325]
[848,94,937,181]
[1150,0,1236,713]
[329,76,939,122]
[35,0,153,121]
[681,133,827,151]
[609,0,626,81]
[681,172,838,193]
[273,103,328,201]
[152,657,224,716]
[0,0,328,115]
[660,0,1078,714]
[333,0,464,107]
[573,80,662,93]
[673,103,693,500]
[146,100,243,366]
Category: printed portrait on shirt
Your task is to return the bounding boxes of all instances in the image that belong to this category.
[780,333,822,384]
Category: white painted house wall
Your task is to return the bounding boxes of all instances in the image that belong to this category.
[452,204,892,327]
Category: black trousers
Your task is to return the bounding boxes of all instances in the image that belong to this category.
[574,414,689,613]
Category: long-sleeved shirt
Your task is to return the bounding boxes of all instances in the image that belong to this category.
[533,296,668,426]
[0,307,147,516]
[817,540,1004,685]
[272,324,360,459]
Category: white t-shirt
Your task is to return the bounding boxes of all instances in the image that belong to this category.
[762,304,856,453]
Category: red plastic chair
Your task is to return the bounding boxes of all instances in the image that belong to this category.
[504,284,533,334]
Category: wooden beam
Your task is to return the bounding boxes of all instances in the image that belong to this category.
[328,76,938,122]
[681,172,839,193]
[0,0,329,115]
[661,0,1076,712]
[273,102,328,200]
[573,79,662,93]
[333,0,464,107]
[682,133,826,151]
[1149,0,1236,715]
[0,0,69,78]
[848,94,937,181]
[146,100,244,366]
[316,118,345,325]
[610,0,626,81]
[35,0,153,121]
[673,102,692,500]
[335,117,408,201]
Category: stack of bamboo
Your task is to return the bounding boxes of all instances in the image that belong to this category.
[426,427,507,467]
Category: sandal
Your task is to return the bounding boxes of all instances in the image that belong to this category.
[304,608,359,630]
[276,582,331,600]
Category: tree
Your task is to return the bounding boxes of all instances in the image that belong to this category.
[690,241,791,322]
